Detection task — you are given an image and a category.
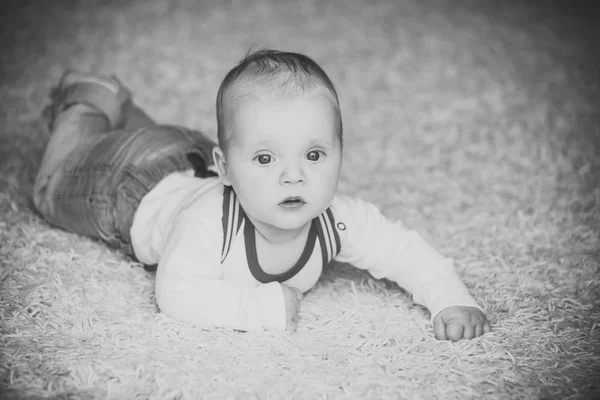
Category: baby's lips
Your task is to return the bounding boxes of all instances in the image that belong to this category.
[280,196,305,205]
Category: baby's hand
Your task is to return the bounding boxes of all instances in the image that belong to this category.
[432,306,491,341]
[281,284,303,332]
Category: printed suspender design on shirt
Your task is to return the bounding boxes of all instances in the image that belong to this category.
[220,186,342,269]
[315,208,341,267]
[220,186,244,263]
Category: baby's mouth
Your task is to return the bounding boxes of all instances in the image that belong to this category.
[279,197,306,209]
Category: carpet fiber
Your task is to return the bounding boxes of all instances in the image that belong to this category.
[1,0,599,398]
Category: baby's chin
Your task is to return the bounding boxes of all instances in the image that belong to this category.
[264,211,321,232]
[268,216,314,232]
[249,202,329,232]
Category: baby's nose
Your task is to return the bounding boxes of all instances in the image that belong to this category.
[280,163,305,184]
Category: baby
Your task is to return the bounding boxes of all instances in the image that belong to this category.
[33,49,491,340]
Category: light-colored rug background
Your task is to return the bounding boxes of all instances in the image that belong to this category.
[1,0,598,399]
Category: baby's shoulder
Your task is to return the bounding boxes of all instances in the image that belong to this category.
[330,192,376,215]
[158,173,225,225]
[329,192,389,231]
[178,178,225,214]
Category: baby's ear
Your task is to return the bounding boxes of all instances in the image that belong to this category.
[212,146,232,185]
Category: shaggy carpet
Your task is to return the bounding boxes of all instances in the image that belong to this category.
[1,0,599,398]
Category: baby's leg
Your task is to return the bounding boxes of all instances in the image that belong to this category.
[34,72,133,224]
[112,76,156,132]
[34,104,108,207]
[43,124,216,257]
[34,72,217,257]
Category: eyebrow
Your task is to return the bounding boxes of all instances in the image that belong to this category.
[309,139,334,148]
[252,139,334,148]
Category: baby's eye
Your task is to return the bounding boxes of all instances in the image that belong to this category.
[306,150,323,162]
[255,154,272,165]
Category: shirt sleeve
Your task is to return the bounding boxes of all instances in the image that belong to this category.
[154,209,286,332]
[331,195,482,320]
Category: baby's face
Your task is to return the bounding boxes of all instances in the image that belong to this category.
[224,95,342,233]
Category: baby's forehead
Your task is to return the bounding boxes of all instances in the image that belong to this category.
[229,98,339,144]
[229,90,338,118]
[233,94,338,126]
[223,85,341,147]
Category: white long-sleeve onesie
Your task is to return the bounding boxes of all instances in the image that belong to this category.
[131,170,481,331]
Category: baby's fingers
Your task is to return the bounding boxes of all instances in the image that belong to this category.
[483,321,491,334]
[473,320,492,338]
[462,323,476,340]
[475,324,483,337]
[445,322,465,342]
[434,318,447,340]
[287,319,297,332]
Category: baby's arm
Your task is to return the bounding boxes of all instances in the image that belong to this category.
[154,213,287,331]
[332,195,490,340]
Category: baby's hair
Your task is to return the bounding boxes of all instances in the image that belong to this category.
[216,49,342,151]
